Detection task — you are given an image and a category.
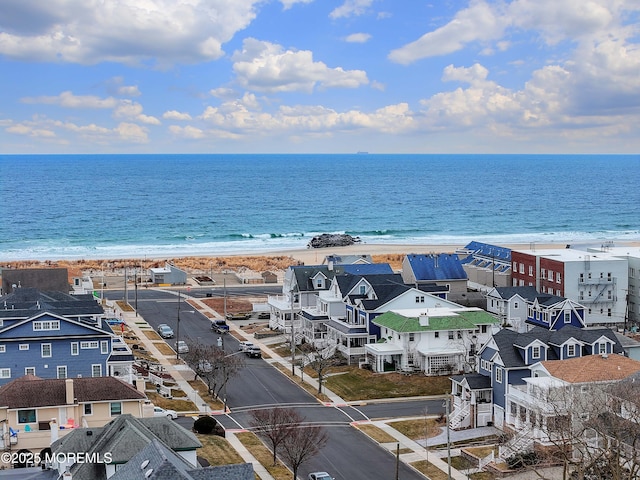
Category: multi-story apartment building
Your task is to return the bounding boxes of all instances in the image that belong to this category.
[511,247,628,327]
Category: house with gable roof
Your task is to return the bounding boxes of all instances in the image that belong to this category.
[498,353,640,462]
[0,288,134,385]
[486,286,587,333]
[0,375,148,460]
[365,304,499,375]
[449,325,624,431]
[50,413,212,479]
[401,253,468,297]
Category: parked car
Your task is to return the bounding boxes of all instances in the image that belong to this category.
[308,473,334,480]
[157,324,174,338]
[226,312,251,320]
[257,312,270,319]
[211,319,230,334]
[175,340,189,354]
[238,341,254,352]
[153,406,178,419]
[245,346,262,358]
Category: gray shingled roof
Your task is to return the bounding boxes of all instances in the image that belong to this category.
[0,287,104,319]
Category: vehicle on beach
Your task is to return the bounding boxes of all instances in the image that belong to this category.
[157,324,174,338]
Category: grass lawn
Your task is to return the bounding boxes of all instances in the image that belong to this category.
[353,424,399,443]
[187,380,224,410]
[195,433,245,466]
[325,368,450,401]
[146,391,197,412]
[389,417,443,440]
[235,431,292,480]
[153,341,175,356]
[410,460,449,480]
[143,330,162,340]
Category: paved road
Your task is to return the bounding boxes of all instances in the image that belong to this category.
[106,289,438,480]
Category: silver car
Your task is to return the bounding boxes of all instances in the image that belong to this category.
[157,324,174,338]
[308,473,334,480]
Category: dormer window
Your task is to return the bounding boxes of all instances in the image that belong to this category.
[567,344,576,356]
[359,285,366,295]
[316,278,323,288]
[532,346,541,359]
[564,311,571,323]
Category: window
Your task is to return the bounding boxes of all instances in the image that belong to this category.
[556,272,561,283]
[567,344,576,356]
[33,320,60,331]
[25,367,36,375]
[457,331,462,339]
[17,409,36,424]
[607,272,612,281]
[448,331,454,340]
[84,403,93,416]
[519,264,524,274]
[541,268,546,278]
[92,364,102,377]
[532,346,541,359]
[514,302,519,309]
[0,368,10,378]
[513,261,517,271]
[71,342,79,356]
[607,308,612,317]
[57,366,67,379]
[315,278,323,288]
[409,333,415,342]
[564,311,571,323]
[434,331,439,338]
[496,367,503,383]
[528,265,533,276]
[579,273,584,283]
[110,402,122,416]
[19,344,29,351]
[607,290,612,300]
[100,341,109,354]
[0,345,5,353]
[80,341,98,349]
[481,325,488,333]
[548,270,554,281]
[41,344,52,358]
[598,343,607,354]
[359,285,366,295]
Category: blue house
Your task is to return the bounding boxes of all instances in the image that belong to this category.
[449,325,623,430]
[0,288,133,385]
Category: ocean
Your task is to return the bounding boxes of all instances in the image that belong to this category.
[1,154,639,261]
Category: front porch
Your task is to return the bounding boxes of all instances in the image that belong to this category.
[326,319,375,364]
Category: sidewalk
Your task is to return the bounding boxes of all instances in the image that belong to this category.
[114,291,495,480]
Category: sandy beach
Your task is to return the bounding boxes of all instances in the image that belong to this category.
[7,240,637,275]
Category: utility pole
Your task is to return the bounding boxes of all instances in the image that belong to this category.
[290,290,295,376]
[446,395,452,480]
[176,290,181,360]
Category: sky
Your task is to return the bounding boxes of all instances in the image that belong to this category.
[1,0,640,154]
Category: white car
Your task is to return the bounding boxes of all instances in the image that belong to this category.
[308,473,334,480]
[175,340,189,354]
[238,341,254,352]
[153,406,177,419]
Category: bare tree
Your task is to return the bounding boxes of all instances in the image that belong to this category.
[182,339,244,399]
[280,423,328,480]
[302,342,341,394]
[249,407,303,466]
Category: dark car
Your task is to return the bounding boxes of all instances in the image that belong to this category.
[211,319,230,334]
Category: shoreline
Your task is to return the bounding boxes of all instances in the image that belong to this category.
[3,240,639,273]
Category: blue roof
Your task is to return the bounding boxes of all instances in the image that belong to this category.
[340,263,393,275]
[406,254,467,281]
[463,241,512,262]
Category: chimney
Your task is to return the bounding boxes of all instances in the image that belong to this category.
[50,418,59,443]
[65,379,74,405]
[419,314,429,327]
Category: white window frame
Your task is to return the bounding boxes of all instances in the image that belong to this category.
[567,344,576,356]
[564,311,571,323]
[496,367,503,383]
[41,343,52,358]
[91,364,102,377]
[25,367,36,375]
[100,340,109,354]
[0,345,5,353]
[556,272,562,283]
[0,368,11,378]
[80,341,99,349]
[57,366,67,379]
[110,402,122,416]
[19,344,29,351]
[84,403,93,416]
[33,320,60,331]
[71,342,79,356]
[532,346,541,359]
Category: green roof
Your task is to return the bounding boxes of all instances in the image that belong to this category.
[373,309,498,333]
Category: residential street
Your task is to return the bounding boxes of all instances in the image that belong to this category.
[105,288,463,480]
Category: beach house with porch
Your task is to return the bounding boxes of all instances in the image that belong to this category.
[365,304,499,375]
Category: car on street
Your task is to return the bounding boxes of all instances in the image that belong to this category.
[175,340,189,354]
[257,311,270,319]
[153,406,178,419]
[245,346,262,358]
[157,324,174,338]
[238,341,254,352]
[211,319,230,334]
[308,473,334,480]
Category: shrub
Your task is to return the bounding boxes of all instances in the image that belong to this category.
[194,416,220,435]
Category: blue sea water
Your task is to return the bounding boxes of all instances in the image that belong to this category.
[1,154,639,261]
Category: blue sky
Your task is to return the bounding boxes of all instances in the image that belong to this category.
[1,0,639,154]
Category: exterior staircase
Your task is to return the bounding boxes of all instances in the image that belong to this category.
[498,425,534,460]
[449,403,470,430]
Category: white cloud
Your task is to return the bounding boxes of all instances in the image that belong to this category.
[21,91,118,109]
[113,100,161,125]
[0,0,260,66]
[345,33,372,43]
[330,0,374,19]
[163,110,193,121]
[232,38,368,93]
[169,125,205,139]
[279,0,314,10]
[115,122,149,143]
[388,1,505,64]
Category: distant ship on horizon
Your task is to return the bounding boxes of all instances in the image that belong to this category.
[356,151,369,154]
